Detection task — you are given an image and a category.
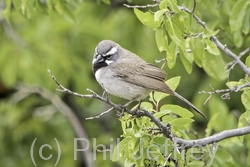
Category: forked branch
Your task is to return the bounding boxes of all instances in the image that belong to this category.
[48,69,250,149]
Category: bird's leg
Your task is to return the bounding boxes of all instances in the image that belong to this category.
[117,98,137,118]
[102,90,110,102]
[101,84,110,102]
[133,100,142,111]
[124,97,137,107]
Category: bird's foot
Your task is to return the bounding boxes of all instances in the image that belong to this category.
[102,89,110,103]
[131,100,142,112]
[116,98,138,118]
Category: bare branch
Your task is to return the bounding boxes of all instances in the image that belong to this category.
[85,107,114,120]
[239,46,250,59]
[226,46,250,77]
[48,69,250,149]
[123,3,159,9]
[191,0,196,13]
[48,70,174,139]
[176,126,250,148]
[199,82,250,104]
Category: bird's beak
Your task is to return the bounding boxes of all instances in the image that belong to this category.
[92,54,104,65]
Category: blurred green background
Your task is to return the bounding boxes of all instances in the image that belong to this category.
[0,0,247,166]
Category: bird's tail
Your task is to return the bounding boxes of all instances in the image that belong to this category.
[173,92,206,118]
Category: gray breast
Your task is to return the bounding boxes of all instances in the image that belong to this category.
[95,68,150,101]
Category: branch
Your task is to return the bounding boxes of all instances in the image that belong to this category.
[123,3,159,8]
[48,69,250,149]
[226,46,250,76]
[85,107,114,120]
[179,6,250,77]
[123,0,159,9]
[199,82,250,104]
[48,70,174,139]
[11,83,95,167]
[176,126,250,148]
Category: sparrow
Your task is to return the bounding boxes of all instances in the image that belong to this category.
[92,40,206,118]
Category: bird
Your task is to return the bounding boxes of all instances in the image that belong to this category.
[92,40,206,118]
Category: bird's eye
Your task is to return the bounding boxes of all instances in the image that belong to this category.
[106,55,113,60]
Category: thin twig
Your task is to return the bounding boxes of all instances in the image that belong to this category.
[199,82,250,104]
[123,3,159,9]
[96,149,112,152]
[226,46,250,78]
[191,0,196,13]
[175,126,250,148]
[48,69,250,149]
[155,58,167,69]
[85,107,114,120]
[239,46,250,59]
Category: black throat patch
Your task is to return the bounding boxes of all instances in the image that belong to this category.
[93,61,108,74]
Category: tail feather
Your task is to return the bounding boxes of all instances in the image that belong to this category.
[173,92,206,118]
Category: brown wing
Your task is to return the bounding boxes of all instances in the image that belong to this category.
[110,54,174,95]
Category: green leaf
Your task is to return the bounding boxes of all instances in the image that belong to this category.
[187,160,205,167]
[204,39,220,55]
[159,0,167,10]
[152,136,168,145]
[140,102,153,111]
[166,41,177,69]
[242,7,250,34]
[242,90,250,110]
[202,52,227,81]
[206,97,236,136]
[134,8,161,29]
[214,149,238,166]
[229,0,249,32]
[238,113,250,128]
[203,29,220,38]
[160,104,194,118]
[179,49,193,74]
[4,0,11,23]
[165,76,181,91]
[62,7,75,23]
[171,13,185,33]
[170,118,194,127]
[165,15,184,47]
[154,110,171,119]
[13,0,21,11]
[161,115,176,124]
[246,110,250,123]
[46,0,54,15]
[54,0,75,23]
[102,0,111,5]
[112,137,130,161]
[246,56,250,68]
[167,0,180,13]
[226,81,243,89]
[154,9,167,22]
[193,41,204,67]
[238,111,250,142]
[35,0,47,13]
[1,58,17,87]
[233,30,243,48]
[153,76,181,102]
[155,27,168,52]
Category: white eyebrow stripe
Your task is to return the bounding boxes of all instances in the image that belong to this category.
[105,46,118,56]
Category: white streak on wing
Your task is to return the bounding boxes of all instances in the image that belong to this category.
[106,46,118,55]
